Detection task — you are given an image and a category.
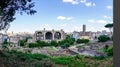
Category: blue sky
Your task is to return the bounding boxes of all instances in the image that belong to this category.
[8,0,113,33]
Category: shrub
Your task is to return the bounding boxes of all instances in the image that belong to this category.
[93,56,106,60]
[106,46,113,56]
[98,35,110,42]
[76,39,89,44]
[50,40,58,47]
[61,43,70,49]
[36,40,51,47]
[3,39,8,44]
[30,53,49,60]
[19,40,26,46]
[28,43,37,48]
[52,56,73,65]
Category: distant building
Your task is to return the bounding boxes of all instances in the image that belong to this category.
[72,31,80,40]
[9,36,20,47]
[27,38,35,43]
[0,33,9,47]
[9,36,20,43]
[79,25,92,39]
[1,34,9,43]
[34,28,66,41]
[83,24,86,33]
[101,30,111,37]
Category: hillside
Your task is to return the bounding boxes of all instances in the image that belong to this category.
[0,50,113,67]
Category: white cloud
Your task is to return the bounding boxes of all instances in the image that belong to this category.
[63,0,79,5]
[85,2,91,7]
[93,3,96,6]
[109,22,113,23]
[106,5,112,9]
[88,19,95,23]
[88,19,107,24]
[97,20,107,24]
[44,24,50,27]
[59,24,66,27]
[80,0,86,3]
[74,26,80,31]
[62,0,96,7]
[57,16,73,21]
[104,15,111,19]
[66,17,73,20]
[85,2,96,7]
[57,16,66,20]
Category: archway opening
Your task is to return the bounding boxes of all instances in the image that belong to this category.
[45,32,53,40]
[36,32,44,40]
[54,32,61,39]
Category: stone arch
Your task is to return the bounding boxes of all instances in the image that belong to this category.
[36,32,44,40]
[36,32,42,35]
[54,32,61,39]
[45,32,53,40]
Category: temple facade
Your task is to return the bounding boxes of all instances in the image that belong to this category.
[34,28,66,41]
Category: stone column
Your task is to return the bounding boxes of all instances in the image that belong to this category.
[52,29,54,40]
[43,32,46,40]
[60,29,65,40]
[34,32,37,41]
[43,28,46,41]
[61,32,63,40]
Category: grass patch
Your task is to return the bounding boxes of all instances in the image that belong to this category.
[0,50,113,67]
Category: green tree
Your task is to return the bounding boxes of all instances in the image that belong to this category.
[106,46,113,56]
[3,39,8,44]
[66,35,71,39]
[58,40,65,46]
[19,40,26,46]
[61,43,70,49]
[71,38,75,42]
[98,35,110,42]
[28,43,37,48]
[65,35,75,45]
[36,40,51,47]
[105,23,113,35]
[25,37,32,42]
[0,0,36,30]
[2,39,9,50]
[36,40,45,44]
[2,43,9,51]
[50,40,58,47]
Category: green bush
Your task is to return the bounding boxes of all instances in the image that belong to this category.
[28,43,37,48]
[52,56,73,65]
[50,40,58,47]
[106,46,113,56]
[98,35,110,42]
[3,39,8,44]
[30,53,49,60]
[19,40,26,46]
[61,43,70,49]
[76,39,89,44]
[92,56,106,60]
[75,55,85,60]
[52,56,87,67]
[68,60,86,67]
[36,40,51,47]
[0,50,113,67]
[8,50,49,61]
[58,36,75,47]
